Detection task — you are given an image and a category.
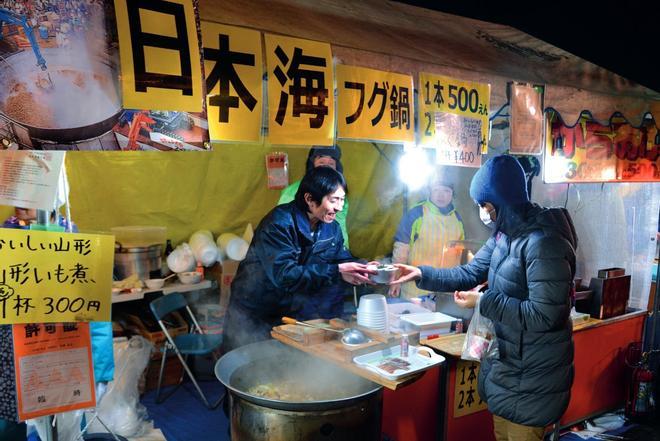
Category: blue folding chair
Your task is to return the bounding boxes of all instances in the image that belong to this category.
[149,293,225,409]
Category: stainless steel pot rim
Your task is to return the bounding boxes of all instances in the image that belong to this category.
[114,242,162,252]
[216,340,382,411]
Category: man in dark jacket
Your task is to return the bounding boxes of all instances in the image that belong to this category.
[392,155,578,440]
[222,166,374,352]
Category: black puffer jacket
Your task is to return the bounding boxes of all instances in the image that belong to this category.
[222,202,353,352]
[418,203,578,426]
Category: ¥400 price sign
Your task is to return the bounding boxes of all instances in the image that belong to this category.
[418,73,491,163]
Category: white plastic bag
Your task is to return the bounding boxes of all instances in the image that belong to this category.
[461,296,498,362]
[86,336,154,437]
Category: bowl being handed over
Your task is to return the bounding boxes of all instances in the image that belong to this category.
[368,264,399,284]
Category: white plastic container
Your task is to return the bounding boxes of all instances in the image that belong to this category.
[400,312,458,331]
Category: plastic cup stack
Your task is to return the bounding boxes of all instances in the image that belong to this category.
[357,294,388,331]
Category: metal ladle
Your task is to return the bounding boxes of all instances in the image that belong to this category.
[281,317,371,345]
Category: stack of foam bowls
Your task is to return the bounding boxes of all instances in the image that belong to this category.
[357,294,388,331]
[189,230,219,266]
[216,233,249,261]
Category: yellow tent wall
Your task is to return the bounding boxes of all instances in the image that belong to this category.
[1,142,409,260]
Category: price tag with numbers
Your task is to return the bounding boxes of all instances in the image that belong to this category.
[418,73,490,167]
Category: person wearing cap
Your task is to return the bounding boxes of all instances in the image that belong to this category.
[278,145,350,248]
[391,155,578,440]
[223,167,375,352]
[388,168,464,299]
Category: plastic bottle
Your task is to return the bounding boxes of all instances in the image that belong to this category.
[164,239,174,256]
[400,333,409,358]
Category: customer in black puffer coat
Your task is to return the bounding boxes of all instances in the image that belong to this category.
[391,155,578,441]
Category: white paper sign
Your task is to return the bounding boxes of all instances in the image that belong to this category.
[0,151,65,209]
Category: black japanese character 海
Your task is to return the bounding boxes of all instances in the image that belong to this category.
[273,46,328,128]
[204,33,257,123]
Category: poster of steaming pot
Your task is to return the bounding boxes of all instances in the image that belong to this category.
[0,0,209,151]
[0,0,123,149]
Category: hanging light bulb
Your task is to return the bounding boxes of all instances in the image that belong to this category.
[398,146,433,191]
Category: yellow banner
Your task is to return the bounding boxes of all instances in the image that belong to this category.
[418,73,490,166]
[265,34,334,146]
[337,65,414,143]
[202,23,263,143]
[114,0,203,112]
[0,230,114,324]
[453,360,488,418]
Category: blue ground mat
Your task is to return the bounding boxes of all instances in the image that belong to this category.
[141,381,229,441]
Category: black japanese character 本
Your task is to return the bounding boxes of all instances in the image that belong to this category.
[273,46,328,128]
[204,33,257,123]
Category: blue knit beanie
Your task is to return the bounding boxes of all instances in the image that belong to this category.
[469,155,529,208]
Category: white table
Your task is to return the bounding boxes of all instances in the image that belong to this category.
[111,279,213,303]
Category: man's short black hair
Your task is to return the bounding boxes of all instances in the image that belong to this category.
[294,166,347,212]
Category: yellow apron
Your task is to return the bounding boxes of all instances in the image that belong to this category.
[401,203,464,299]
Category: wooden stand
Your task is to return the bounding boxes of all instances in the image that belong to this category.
[271,319,424,390]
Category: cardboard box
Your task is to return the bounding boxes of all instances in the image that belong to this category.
[141,355,184,393]
[220,259,240,311]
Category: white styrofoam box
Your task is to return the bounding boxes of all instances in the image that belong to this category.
[400,312,459,331]
[387,301,430,333]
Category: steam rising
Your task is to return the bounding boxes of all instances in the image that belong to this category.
[219,340,381,405]
[0,4,120,130]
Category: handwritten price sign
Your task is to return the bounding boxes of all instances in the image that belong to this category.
[0,229,114,324]
[418,73,490,167]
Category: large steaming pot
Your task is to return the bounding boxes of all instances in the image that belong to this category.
[0,48,122,143]
[215,339,383,441]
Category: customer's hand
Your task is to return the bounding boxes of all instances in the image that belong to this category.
[453,290,481,309]
[339,262,376,285]
[389,264,422,285]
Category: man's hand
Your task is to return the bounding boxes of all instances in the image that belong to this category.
[388,283,401,298]
[453,290,481,309]
[339,262,376,285]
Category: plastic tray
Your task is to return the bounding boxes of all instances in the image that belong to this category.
[353,345,445,380]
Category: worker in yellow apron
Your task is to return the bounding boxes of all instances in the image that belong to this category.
[389,172,464,299]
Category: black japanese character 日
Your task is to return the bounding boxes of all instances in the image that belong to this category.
[126,0,193,96]
[204,33,257,123]
[273,46,328,128]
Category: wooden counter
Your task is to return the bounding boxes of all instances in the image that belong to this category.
[421,309,648,441]
[271,326,424,390]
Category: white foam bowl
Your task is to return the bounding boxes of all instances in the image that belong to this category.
[145,278,165,290]
[358,294,387,312]
[178,271,202,284]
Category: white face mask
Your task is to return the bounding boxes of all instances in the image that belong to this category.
[479,206,495,227]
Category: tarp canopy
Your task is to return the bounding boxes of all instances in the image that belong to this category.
[200,0,660,126]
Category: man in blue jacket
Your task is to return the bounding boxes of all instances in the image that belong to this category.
[392,155,578,440]
[222,167,374,352]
